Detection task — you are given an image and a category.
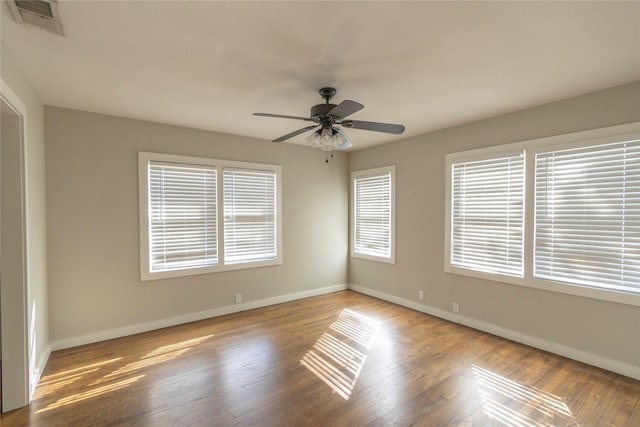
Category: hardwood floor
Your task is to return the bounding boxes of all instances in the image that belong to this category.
[2,290,639,426]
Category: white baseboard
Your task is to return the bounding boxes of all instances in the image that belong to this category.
[348,284,640,381]
[51,284,347,351]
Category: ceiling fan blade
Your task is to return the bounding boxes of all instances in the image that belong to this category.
[341,120,405,134]
[327,100,364,120]
[254,113,315,122]
[273,125,319,142]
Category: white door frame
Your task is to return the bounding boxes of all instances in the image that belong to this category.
[1,79,30,412]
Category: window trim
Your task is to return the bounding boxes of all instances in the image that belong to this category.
[351,165,396,264]
[139,152,282,281]
[445,122,640,306]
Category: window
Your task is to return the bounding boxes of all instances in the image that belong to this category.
[351,166,395,263]
[446,122,640,305]
[139,152,281,280]
[450,153,524,276]
[223,168,277,265]
[535,140,640,293]
[147,161,218,273]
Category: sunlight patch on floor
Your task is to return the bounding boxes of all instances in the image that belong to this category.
[301,309,380,400]
[93,335,214,384]
[472,365,579,427]
[144,335,212,358]
[36,375,145,413]
[33,358,122,400]
[91,349,191,385]
[33,335,214,411]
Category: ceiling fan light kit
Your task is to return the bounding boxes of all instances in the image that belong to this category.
[254,87,405,162]
[307,127,352,152]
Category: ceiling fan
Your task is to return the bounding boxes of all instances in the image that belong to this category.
[253,87,405,153]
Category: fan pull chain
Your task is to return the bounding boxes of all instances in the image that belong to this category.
[324,151,336,163]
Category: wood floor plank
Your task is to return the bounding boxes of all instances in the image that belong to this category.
[2,290,638,426]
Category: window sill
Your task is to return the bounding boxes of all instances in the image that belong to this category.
[351,252,396,264]
[445,265,640,307]
[141,259,282,282]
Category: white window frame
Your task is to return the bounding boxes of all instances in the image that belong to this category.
[351,165,396,264]
[445,122,640,306]
[139,152,282,281]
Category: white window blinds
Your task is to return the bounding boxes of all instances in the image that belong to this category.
[148,161,217,272]
[354,171,392,259]
[451,154,525,276]
[223,168,277,265]
[535,140,640,292]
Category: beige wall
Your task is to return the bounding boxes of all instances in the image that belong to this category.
[45,107,349,348]
[1,43,49,406]
[350,81,640,374]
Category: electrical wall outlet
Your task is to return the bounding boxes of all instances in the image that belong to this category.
[235,293,242,304]
[453,302,459,313]
[418,290,424,300]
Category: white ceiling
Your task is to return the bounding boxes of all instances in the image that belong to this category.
[2,1,639,150]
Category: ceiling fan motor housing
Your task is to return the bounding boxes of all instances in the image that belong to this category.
[311,103,338,119]
[312,87,339,122]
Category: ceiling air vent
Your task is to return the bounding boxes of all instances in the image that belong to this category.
[7,0,64,36]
